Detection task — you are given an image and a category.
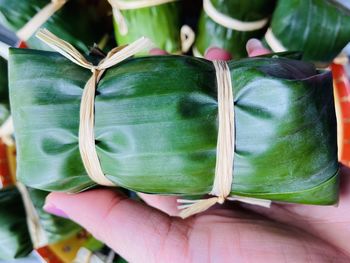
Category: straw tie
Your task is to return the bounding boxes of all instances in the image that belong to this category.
[203,0,269,31]
[264,28,287,53]
[36,29,153,186]
[178,61,271,219]
[36,29,270,218]
[16,182,48,248]
[17,0,67,41]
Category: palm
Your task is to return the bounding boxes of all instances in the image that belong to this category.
[166,208,344,262]
[137,167,350,262]
[46,166,350,262]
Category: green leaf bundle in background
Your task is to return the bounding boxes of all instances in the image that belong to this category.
[111,1,182,54]
[0,187,33,259]
[194,0,276,58]
[0,0,112,53]
[265,0,350,66]
[0,56,9,125]
[0,186,82,259]
[9,48,338,205]
[28,188,82,245]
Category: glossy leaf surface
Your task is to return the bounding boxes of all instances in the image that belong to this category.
[9,48,338,205]
[267,0,350,65]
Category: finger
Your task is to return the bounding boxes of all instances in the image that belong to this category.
[204,47,232,61]
[138,193,180,216]
[149,48,168,56]
[44,189,189,262]
[246,39,270,57]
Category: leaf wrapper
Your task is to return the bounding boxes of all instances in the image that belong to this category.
[195,0,276,58]
[266,0,350,65]
[9,48,339,205]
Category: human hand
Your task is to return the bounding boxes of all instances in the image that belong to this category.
[44,40,350,263]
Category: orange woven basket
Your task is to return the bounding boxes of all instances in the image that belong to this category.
[331,62,350,166]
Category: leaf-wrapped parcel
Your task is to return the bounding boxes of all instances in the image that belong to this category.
[9,48,338,205]
[0,0,110,53]
[265,0,350,65]
[194,0,276,58]
[0,187,33,259]
[111,1,182,54]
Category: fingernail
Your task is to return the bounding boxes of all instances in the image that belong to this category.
[43,203,69,219]
[149,48,168,56]
[205,47,232,61]
[246,39,270,57]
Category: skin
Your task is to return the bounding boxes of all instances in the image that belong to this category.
[44,40,350,263]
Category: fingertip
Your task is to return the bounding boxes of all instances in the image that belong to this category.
[44,192,71,218]
[149,48,168,56]
[246,38,262,53]
[44,192,68,208]
[43,189,124,220]
[205,47,232,61]
[246,38,270,57]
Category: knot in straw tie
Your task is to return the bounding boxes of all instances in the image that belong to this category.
[90,66,98,74]
[217,196,225,204]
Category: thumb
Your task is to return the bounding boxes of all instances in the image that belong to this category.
[43,189,188,262]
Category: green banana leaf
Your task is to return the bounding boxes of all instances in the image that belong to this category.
[266,0,350,65]
[113,1,182,54]
[0,0,111,53]
[28,188,82,244]
[0,56,10,125]
[0,186,82,259]
[195,0,276,58]
[9,48,338,205]
[0,187,33,259]
[115,257,128,263]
